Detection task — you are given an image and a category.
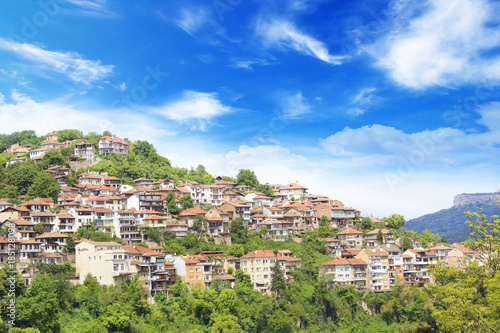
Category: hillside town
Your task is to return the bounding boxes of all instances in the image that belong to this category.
[0,132,487,301]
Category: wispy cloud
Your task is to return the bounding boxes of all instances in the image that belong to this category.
[152,90,234,131]
[348,87,377,116]
[65,0,116,18]
[230,58,272,71]
[255,18,346,65]
[175,7,212,36]
[0,38,113,85]
[279,91,311,119]
[368,0,500,89]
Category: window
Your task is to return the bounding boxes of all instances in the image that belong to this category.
[196,268,201,272]
[197,276,201,280]
[190,276,194,280]
[121,264,124,271]
[189,268,194,272]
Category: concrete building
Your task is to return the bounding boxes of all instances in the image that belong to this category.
[240,249,276,292]
[75,240,133,285]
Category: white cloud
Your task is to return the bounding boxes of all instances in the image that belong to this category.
[347,107,365,116]
[118,82,127,91]
[255,18,346,65]
[353,88,376,105]
[370,0,500,89]
[230,58,271,71]
[65,0,116,18]
[279,91,311,119]
[0,38,113,85]
[176,7,212,36]
[319,102,500,167]
[346,87,377,116]
[152,90,233,131]
[0,92,175,142]
[10,89,29,103]
[0,92,4,104]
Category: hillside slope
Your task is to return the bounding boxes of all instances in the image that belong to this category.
[406,200,500,243]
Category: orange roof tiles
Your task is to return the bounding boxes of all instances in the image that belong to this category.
[241,249,276,259]
[337,228,363,235]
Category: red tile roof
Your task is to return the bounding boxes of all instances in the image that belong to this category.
[241,249,276,259]
[337,228,363,235]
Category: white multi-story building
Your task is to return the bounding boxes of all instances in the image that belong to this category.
[278,183,308,200]
[98,136,129,156]
[75,240,134,285]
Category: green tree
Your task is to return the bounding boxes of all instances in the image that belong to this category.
[255,184,273,197]
[400,237,414,251]
[180,194,194,210]
[39,149,69,169]
[193,215,208,234]
[229,220,247,245]
[383,214,406,230]
[16,275,60,333]
[227,244,245,258]
[236,169,259,187]
[57,129,84,142]
[271,260,286,299]
[234,269,253,289]
[14,166,36,195]
[361,217,375,231]
[466,195,500,277]
[26,172,60,202]
[377,229,384,244]
[165,191,180,215]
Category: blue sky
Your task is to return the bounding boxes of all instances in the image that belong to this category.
[1,0,499,219]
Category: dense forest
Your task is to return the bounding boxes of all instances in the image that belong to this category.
[406,200,500,242]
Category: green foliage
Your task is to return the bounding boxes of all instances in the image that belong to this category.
[383,214,406,231]
[229,220,247,245]
[255,184,273,197]
[26,171,60,202]
[16,274,61,333]
[236,169,259,187]
[39,149,69,169]
[166,191,180,215]
[406,199,500,242]
[270,259,286,299]
[56,129,84,142]
[192,215,208,234]
[180,194,194,210]
[227,244,245,257]
[0,130,39,152]
[466,194,500,276]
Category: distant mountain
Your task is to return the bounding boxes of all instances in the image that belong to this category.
[406,197,500,243]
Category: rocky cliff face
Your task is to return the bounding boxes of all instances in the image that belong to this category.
[453,193,499,207]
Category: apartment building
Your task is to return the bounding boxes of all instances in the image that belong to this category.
[402,249,437,286]
[74,140,96,161]
[75,240,133,285]
[380,244,404,286]
[356,248,391,291]
[278,183,308,200]
[174,255,213,287]
[240,249,276,292]
[321,258,368,289]
[98,136,129,156]
[337,228,363,249]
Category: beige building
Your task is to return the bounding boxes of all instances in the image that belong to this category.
[356,248,391,291]
[75,240,134,285]
[240,249,276,292]
[337,228,363,249]
[321,258,368,290]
